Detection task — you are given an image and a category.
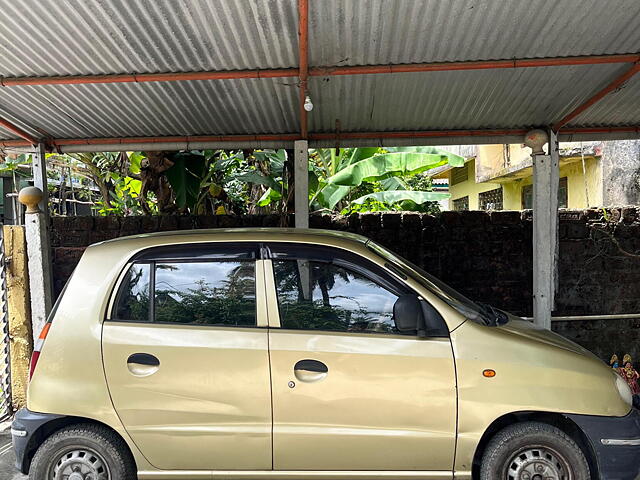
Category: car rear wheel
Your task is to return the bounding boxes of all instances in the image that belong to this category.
[29,424,136,480]
[480,421,590,480]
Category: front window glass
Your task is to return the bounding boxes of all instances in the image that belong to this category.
[114,264,151,322]
[154,261,256,326]
[367,241,488,322]
[273,259,400,334]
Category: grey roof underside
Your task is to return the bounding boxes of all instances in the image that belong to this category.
[0,0,638,148]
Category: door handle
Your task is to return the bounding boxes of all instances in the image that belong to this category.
[127,353,160,377]
[294,359,328,383]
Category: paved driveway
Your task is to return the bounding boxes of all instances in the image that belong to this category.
[0,429,26,480]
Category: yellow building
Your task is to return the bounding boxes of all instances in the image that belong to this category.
[434,143,602,211]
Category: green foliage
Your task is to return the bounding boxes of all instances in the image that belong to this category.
[33,145,462,216]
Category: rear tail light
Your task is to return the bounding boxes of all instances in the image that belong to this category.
[29,322,52,381]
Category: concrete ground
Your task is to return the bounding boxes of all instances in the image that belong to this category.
[0,427,26,480]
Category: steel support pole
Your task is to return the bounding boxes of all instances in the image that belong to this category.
[294,140,309,228]
[532,130,559,329]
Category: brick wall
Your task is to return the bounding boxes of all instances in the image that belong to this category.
[50,208,640,361]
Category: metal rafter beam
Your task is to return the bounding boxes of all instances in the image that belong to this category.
[0,117,38,145]
[2,127,639,150]
[0,54,637,87]
[553,61,640,131]
[297,0,309,139]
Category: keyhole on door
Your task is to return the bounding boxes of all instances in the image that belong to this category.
[288,381,296,388]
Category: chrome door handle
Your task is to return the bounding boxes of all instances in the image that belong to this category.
[127,353,160,377]
[294,359,328,383]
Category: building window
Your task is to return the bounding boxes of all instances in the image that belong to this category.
[453,196,469,211]
[450,164,469,186]
[521,177,568,209]
[558,177,568,208]
[479,187,503,211]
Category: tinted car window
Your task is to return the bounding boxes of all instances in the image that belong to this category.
[154,261,256,326]
[273,259,401,334]
[114,263,151,322]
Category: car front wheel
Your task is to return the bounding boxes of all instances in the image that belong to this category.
[480,421,590,480]
[29,424,136,480]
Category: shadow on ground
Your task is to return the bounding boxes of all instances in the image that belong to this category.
[0,430,26,479]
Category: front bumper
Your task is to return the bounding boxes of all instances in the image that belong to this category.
[11,408,63,474]
[567,408,640,480]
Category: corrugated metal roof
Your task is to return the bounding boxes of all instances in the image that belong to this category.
[309,64,629,132]
[309,0,640,66]
[0,0,299,76]
[567,73,640,127]
[0,77,299,138]
[0,0,638,148]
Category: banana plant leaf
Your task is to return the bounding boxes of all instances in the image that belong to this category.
[351,190,450,205]
[164,152,207,209]
[257,187,283,207]
[234,171,281,192]
[327,150,464,187]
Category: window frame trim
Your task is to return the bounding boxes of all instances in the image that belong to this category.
[106,257,267,328]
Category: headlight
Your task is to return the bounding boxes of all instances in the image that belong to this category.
[615,374,633,406]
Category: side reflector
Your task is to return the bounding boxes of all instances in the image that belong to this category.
[483,369,496,378]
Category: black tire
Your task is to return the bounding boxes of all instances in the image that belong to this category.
[29,423,137,480]
[480,421,590,480]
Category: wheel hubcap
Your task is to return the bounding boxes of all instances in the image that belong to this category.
[505,446,571,480]
[51,449,109,480]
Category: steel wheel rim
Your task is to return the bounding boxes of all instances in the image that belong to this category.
[49,447,110,480]
[503,444,573,480]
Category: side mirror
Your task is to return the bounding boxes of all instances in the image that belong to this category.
[393,294,423,334]
[394,294,449,338]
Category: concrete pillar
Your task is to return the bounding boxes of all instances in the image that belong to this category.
[18,187,53,343]
[31,143,49,217]
[529,129,559,329]
[294,140,309,228]
[3,226,32,409]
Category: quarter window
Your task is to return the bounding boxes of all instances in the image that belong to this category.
[114,263,151,322]
[272,259,403,334]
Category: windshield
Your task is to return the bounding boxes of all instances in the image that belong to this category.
[367,240,508,326]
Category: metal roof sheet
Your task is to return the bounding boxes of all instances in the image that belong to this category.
[0,0,638,149]
[310,0,640,67]
[0,0,299,77]
[309,64,629,133]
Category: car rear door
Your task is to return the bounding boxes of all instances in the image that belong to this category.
[102,243,272,471]
[265,243,457,472]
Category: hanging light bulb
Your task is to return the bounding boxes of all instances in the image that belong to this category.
[303,95,314,112]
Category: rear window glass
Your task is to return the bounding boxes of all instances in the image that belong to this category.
[154,261,255,326]
[111,260,256,327]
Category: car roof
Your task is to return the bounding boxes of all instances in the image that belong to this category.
[92,227,371,250]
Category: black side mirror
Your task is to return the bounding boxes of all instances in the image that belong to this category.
[393,294,423,334]
[394,294,449,338]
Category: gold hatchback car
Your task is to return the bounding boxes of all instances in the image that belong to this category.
[11,229,640,480]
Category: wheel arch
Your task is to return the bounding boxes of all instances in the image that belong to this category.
[21,415,138,474]
[470,411,599,480]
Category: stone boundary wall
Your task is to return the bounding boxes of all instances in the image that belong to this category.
[50,208,640,361]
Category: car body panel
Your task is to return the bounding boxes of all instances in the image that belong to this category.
[451,317,630,473]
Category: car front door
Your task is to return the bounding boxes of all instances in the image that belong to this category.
[265,244,457,473]
[102,243,272,471]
